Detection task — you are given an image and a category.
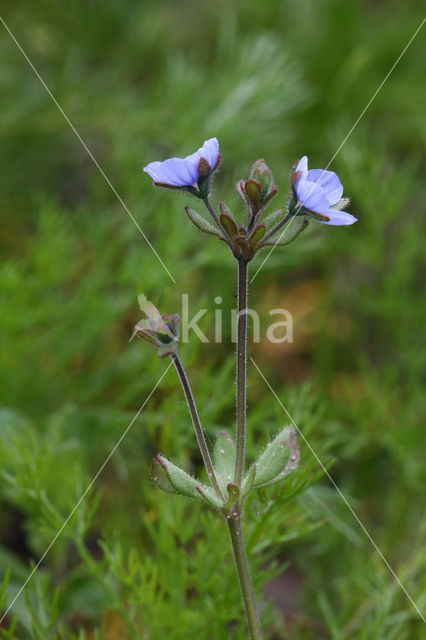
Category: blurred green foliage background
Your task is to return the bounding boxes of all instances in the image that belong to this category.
[0,1,425,638]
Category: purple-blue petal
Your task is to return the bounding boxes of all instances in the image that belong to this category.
[143,157,198,186]
[294,179,330,214]
[295,155,308,180]
[318,210,357,226]
[198,137,219,168]
[306,169,343,206]
[143,161,164,183]
[185,137,219,170]
[162,158,198,185]
[143,137,219,187]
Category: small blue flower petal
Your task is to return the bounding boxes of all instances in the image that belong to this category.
[294,179,330,214]
[295,156,308,180]
[191,137,219,169]
[318,210,357,226]
[306,169,343,206]
[143,137,220,188]
[292,156,357,226]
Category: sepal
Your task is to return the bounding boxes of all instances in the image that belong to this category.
[225,483,240,506]
[244,179,262,208]
[261,209,283,230]
[133,296,179,358]
[219,203,239,238]
[252,426,299,488]
[248,224,265,247]
[213,431,236,493]
[261,218,308,247]
[331,197,350,210]
[241,463,256,502]
[195,485,224,510]
[236,160,278,221]
[249,159,274,198]
[185,206,223,238]
[151,455,222,509]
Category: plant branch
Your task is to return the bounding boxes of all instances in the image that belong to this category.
[203,196,222,229]
[234,258,248,487]
[227,513,263,639]
[171,353,224,500]
[260,211,292,244]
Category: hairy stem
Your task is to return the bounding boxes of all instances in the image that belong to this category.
[234,258,248,487]
[260,211,292,244]
[171,353,224,500]
[227,513,263,639]
[203,196,222,229]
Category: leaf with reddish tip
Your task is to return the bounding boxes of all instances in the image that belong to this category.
[151,455,200,498]
[244,179,262,206]
[196,485,224,509]
[249,224,266,247]
[261,186,278,208]
[219,204,238,237]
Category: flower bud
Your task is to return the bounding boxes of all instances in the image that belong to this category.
[143,138,221,199]
[236,159,277,224]
[133,294,179,358]
[249,159,274,200]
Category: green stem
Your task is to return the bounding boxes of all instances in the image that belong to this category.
[234,258,248,487]
[171,353,224,500]
[227,512,263,639]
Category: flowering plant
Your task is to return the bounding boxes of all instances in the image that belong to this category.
[139,138,356,638]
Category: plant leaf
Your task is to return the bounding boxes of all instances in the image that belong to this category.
[185,206,222,237]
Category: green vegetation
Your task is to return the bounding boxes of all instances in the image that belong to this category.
[0,1,425,637]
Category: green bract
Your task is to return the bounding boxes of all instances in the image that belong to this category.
[250,425,299,489]
[151,455,222,509]
[213,431,236,494]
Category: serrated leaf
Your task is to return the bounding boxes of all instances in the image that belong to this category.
[185,206,222,237]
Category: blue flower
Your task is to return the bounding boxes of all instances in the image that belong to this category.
[143,138,220,195]
[291,156,357,226]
